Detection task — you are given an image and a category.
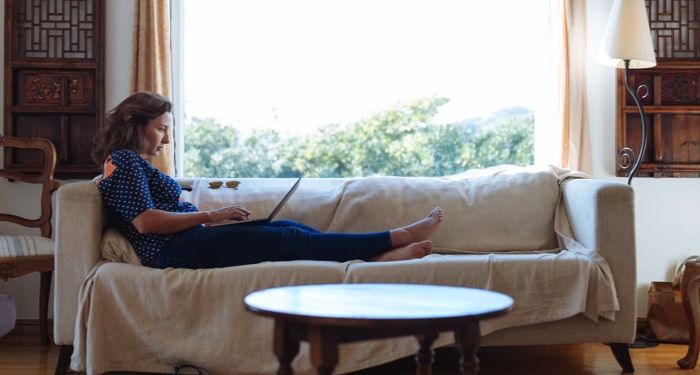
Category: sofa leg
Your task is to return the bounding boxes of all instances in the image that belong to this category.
[55,345,73,375]
[609,343,634,373]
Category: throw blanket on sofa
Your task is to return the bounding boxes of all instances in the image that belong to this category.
[72,165,619,375]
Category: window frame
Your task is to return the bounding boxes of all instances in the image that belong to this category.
[171,0,185,177]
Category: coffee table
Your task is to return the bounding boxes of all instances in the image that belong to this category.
[244,283,513,375]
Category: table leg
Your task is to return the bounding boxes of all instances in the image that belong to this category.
[454,321,480,375]
[678,262,700,370]
[415,332,438,375]
[308,325,338,375]
[273,320,300,375]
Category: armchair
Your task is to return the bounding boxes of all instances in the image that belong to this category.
[0,136,60,345]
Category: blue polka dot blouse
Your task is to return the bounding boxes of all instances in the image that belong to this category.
[98,149,197,265]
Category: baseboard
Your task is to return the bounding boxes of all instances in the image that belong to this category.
[7,319,54,337]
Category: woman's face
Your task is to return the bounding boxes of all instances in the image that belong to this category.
[138,112,172,156]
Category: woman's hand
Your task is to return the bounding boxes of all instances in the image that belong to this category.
[132,206,251,235]
[205,205,251,223]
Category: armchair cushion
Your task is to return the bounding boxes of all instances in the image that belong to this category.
[0,235,53,257]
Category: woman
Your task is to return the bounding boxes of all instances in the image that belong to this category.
[92,92,443,269]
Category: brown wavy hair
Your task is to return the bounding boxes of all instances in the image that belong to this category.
[92,92,172,164]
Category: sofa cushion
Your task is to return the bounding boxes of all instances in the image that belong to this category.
[101,228,141,265]
[344,251,618,331]
[331,166,560,252]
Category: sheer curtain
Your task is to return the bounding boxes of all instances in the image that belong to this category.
[539,0,591,173]
[552,0,592,174]
[131,0,175,175]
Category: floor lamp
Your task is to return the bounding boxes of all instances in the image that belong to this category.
[597,0,657,185]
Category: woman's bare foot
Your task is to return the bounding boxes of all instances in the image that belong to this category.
[389,208,443,248]
[372,240,433,262]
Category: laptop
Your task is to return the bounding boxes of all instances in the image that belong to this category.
[208,177,302,227]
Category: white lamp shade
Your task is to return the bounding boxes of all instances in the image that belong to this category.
[597,0,657,69]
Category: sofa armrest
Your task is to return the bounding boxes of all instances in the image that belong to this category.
[54,181,105,345]
[562,179,636,331]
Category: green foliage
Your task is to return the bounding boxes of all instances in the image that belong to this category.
[183,97,534,178]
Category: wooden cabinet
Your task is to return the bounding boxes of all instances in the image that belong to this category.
[617,62,700,177]
[3,0,105,179]
[616,0,700,178]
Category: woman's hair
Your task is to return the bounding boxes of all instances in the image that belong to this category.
[92,92,172,164]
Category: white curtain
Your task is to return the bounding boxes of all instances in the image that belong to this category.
[538,0,592,173]
[131,0,175,176]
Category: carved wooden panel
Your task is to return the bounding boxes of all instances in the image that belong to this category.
[15,71,94,107]
[660,73,700,104]
[647,0,700,59]
[14,0,96,59]
[4,0,104,179]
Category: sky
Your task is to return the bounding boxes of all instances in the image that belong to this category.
[183,0,549,133]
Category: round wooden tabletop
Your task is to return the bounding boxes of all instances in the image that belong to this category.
[244,283,513,327]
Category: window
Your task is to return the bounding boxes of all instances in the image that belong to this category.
[176,1,549,178]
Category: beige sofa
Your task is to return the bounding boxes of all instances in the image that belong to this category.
[53,165,636,374]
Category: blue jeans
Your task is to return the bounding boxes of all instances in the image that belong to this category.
[151,220,392,269]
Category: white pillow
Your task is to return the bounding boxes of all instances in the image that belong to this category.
[101,227,142,265]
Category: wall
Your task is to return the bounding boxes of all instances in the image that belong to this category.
[1,0,698,319]
[0,0,133,319]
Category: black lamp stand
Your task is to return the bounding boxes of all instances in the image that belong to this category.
[621,59,649,186]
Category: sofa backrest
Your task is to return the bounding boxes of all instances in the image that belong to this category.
[188,165,560,253]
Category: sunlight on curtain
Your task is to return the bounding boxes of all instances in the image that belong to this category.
[558,0,591,173]
[131,0,175,175]
[537,0,591,174]
[562,0,592,173]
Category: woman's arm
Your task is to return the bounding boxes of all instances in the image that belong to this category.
[132,205,250,235]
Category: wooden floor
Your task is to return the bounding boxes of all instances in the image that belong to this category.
[0,333,696,375]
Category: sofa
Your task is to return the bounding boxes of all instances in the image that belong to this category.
[53,165,636,374]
